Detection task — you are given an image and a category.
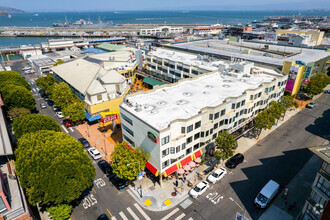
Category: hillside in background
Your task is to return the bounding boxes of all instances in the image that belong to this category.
[0,6,25,13]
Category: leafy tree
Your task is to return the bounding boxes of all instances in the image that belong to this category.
[282,95,298,109]
[12,114,61,138]
[305,74,330,96]
[7,107,30,120]
[47,204,72,220]
[111,141,150,181]
[0,71,31,92]
[214,130,238,160]
[15,130,95,205]
[1,85,35,110]
[62,102,85,121]
[53,60,64,66]
[254,109,276,138]
[268,101,286,123]
[36,74,55,95]
[51,83,76,108]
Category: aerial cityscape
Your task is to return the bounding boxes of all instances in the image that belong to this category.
[0,1,329,220]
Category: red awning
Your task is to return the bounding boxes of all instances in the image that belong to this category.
[163,164,178,177]
[145,161,159,177]
[180,155,193,167]
[194,150,202,159]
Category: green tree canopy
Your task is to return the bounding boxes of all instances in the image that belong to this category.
[305,74,330,96]
[111,141,150,180]
[7,107,30,120]
[1,85,35,110]
[12,114,61,138]
[0,71,31,92]
[53,60,64,66]
[268,101,286,121]
[35,74,55,95]
[214,130,238,160]
[15,130,95,205]
[62,102,85,121]
[47,204,72,220]
[282,95,298,109]
[51,83,76,108]
[254,109,276,131]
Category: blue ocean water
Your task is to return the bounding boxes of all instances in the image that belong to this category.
[0,10,329,47]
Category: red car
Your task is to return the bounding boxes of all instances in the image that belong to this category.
[63,119,73,127]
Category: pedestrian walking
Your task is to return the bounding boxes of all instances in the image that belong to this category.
[282,187,289,200]
[281,201,288,209]
[175,180,178,187]
[288,201,297,211]
[183,176,186,183]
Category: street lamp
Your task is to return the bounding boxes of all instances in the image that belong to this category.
[127,161,142,198]
[229,197,247,220]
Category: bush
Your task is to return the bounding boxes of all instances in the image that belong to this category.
[47,204,72,220]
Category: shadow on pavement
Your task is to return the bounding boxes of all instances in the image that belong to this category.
[230,148,313,220]
[305,109,330,141]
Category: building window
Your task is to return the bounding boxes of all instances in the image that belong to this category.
[209,114,213,120]
[161,136,170,145]
[181,127,185,133]
[97,94,102,101]
[254,94,258,99]
[123,134,135,147]
[220,120,224,126]
[240,110,244,115]
[250,95,253,100]
[162,160,169,169]
[170,147,175,154]
[182,143,186,150]
[241,100,245,106]
[236,102,241,109]
[187,125,193,133]
[236,112,239,118]
[212,133,217,139]
[193,143,199,151]
[122,124,134,136]
[214,123,218,129]
[162,148,169,157]
[214,112,219,119]
[265,88,269,93]
[195,121,201,129]
[201,132,204,137]
[258,92,262,97]
[187,136,193,144]
[316,175,330,197]
[221,109,226,116]
[186,147,192,155]
[121,114,133,125]
[206,131,209,137]
[232,103,235,109]
[225,119,228,124]
[194,132,200,140]
[176,146,180,153]
[210,129,213,134]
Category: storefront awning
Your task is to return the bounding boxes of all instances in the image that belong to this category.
[180,155,193,167]
[193,150,202,160]
[163,163,179,177]
[84,109,101,122]
[145,161,159,177]
[143,77,165,87]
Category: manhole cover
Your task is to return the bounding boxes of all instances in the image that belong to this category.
[149,186,155,191]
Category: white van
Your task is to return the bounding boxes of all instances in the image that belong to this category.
[254,180,280,208]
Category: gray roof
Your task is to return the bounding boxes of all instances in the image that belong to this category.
[0,107,13,156]
[86,79,106,95]
[100,70,126,84]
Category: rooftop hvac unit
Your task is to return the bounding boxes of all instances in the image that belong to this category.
[135,104,142,112]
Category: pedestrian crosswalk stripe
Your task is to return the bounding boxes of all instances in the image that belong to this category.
[61,125,69,134]
[69,127,74,132]
[111,216,117,220]
[134,203,151,220]
[127,207,139,220]
[187,218,193,220]
[119,212,128,220]
[174,213,185,220]
[161,208,179,220]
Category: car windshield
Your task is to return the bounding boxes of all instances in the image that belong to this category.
[94,152,100,156]
[211,172,218,178]
[82,140,88,144]
[257,193,268,204]
[193,186,201,192]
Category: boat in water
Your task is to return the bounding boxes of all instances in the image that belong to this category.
[53,17,113,28]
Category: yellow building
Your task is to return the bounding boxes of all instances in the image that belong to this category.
[276,29,324,46]
[282,61,306,95]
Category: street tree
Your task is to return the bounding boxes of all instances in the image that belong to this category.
[305,74,330,96]
[51,83,76,108]
[214,130,238,160]
[7,107,30,120]
[15,130,95,205]
[111,141,150,181]
[282,95,298,109]
[0,71,31,92]
[254,109,276,138]
[268,101,286,123]
[12,114,61,138]
[62,102,85,121]
[1,85,35,110]
[35,74,55,95]
[47,204,72,220]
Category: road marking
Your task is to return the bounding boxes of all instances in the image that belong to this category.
[92,188,96,194]
[134,203,151,220]
[161,208,179,220]
[174,213,185,220]
[107,208,113,217]
[61,125,69,133]
[119,211,128,220]
[69,127,74,132]
[187,218,193,220]
[127,207,139,220]
[111,217,117,220]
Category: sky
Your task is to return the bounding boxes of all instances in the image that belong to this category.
[1,0,329,11]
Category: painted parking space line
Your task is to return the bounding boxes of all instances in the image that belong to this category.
[119,211,128,220]
[127,207,139,220]
[174,213,185,220]
[69,127,74,132]
[187,218,193,220]
[92,188,96,194]
[134,203,150,220]
[161,208,179,220]
[107,208,113,217]
[61,125,69,133]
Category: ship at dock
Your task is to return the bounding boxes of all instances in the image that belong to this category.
[53,17,113,28]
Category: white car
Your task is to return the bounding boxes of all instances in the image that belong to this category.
[40,102,46,109]
[189,181,209,198]
[56,111,64,119]
[207,167,227,184]
[87,147,102,160]
[22,66,31,71]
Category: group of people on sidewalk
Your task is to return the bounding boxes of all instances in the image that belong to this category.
[281,187,297,211]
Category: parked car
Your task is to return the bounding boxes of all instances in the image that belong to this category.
[87,147,102,160]
[44,96,50,101]
[78,138,90,148]
[22,66,31,71]
[207,168,227,184]
[63,119,73,127]
[324,90,330,94]
[56,111,64,119]
[110,175,128,190]
[263,53,273,57]
[306,101,316,109]
[53,106,61,112]
[189,181,209,198]
[47,100,54,106]
[254,180,280,208]
[225,153,244,169]
[40,103,46,109]
[97,214,110,220]
[97,160,112,175]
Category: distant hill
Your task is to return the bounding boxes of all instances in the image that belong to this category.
[0,6,25,13]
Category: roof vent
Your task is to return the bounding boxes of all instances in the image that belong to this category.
[135,104,142,112]
[157,101,167,106]
[176,99,189,105]
[149,109,158,115]
[205,85,213,88]
[203,91,210,95]
[223,84,231,88]
[183,92,192,97]
[223,79,232,83]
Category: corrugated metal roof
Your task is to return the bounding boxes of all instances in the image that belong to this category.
[143,77,165,86]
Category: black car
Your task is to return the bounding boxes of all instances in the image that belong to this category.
[78,138,91,148]
[97,160,112,175]
[97,214,110,220]
[110,175,128,190]
[47,100,54,106]
[225,153,244,169]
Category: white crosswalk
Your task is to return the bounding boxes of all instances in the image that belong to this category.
[134,203,150,220]
[161,208,180,220]
[127,207,139,220]
[61,125,69,134]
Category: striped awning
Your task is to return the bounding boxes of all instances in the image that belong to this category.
[193,150,202,159]
[145,161,159,177]
[163,163,179,177]
[180,155,193,167]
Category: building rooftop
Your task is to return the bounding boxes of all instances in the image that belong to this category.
[0,106,13,156]
[148,48,225,71]
[310,144,330,164]
[121,65,282,131]
[28,55,56,67]
[96,43,125,52]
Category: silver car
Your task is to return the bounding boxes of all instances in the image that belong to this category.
[306,101,316,109]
